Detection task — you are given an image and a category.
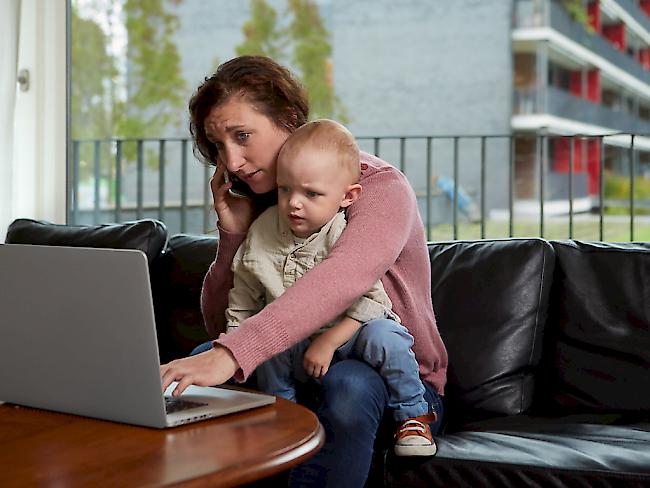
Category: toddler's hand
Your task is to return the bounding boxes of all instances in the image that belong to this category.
[303,340,336,379]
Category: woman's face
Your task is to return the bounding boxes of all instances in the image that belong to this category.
[204,97,291,194]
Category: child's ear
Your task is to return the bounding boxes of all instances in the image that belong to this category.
[340,184,362,208]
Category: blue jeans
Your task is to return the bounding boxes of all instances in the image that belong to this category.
[190,341,216,355]
[190,324,444,488]
[288,359,443,488]
[256,319,429,421]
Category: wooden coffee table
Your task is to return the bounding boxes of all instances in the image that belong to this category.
[0,395,324,487]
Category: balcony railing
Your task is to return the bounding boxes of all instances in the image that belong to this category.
[515,85,650,133]
[68,134,650,242]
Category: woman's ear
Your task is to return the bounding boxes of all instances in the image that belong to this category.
[340,184,362,208]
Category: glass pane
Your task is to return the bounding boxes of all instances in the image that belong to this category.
[69,0,650,240]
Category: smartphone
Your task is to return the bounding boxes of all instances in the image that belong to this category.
[224,171,252,199]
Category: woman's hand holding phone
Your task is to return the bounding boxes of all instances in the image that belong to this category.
[210,165,256,234]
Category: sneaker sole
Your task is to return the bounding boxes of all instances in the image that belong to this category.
[394,443,437,457]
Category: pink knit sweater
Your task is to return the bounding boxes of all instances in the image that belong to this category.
[202,152,448,394]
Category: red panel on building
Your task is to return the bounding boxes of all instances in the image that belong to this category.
[588,1,601,33]
[553,138,570,172]
[569,71,583,97]
[553,138,585,173]
[639,49,650,70]
[587,69,601,103]
[587,139,601,196]
[641,0,650,18]
[602,23,626,51]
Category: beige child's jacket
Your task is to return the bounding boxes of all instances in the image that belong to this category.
[225,205,400,334]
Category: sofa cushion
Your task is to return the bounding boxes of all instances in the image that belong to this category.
[152,234,218,362]
[429,239,554,423]
[541,240,650,413]
[385,416,650,488]
[5,218,167,264]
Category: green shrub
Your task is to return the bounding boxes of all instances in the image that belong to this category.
[604,172,650,199]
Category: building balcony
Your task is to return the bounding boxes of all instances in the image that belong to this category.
[514,85,650,133]
[610,0,650,40]
[514,0,650,86]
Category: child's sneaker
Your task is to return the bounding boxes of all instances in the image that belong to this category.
[394,412,438,456]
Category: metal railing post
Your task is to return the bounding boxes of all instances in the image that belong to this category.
[137,140,144,219]
[630,134,635,241]
[115,140,122,223]
[93,140,101,224]
[181,140,188,234]
[509,135,515,238]
[599,135,605,241]
[480,136,486,239]
[72,140,80,224]
[453,137,459,240]
[539,134,545,238]
[158,140,166,222]
[568,136,574,238]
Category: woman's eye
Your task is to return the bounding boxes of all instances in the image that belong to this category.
[237,132,251,142]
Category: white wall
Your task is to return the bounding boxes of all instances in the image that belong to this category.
[1,0,67,241]
[0,0,20,241]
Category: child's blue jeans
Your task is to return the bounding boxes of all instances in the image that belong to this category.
[256,318,430,422]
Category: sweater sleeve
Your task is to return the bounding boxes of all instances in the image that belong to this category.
[217,167,417,381]
[200,223,247,338]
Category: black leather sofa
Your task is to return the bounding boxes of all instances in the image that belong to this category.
[5,218,650,488]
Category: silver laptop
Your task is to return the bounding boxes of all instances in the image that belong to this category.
[0,243,275,428]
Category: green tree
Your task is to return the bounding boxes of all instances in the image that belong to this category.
[120,0,187,139]
[235,0,284,60]
[235,0,348,123]
[71,7,117,141]
[71,6,119,181]
[286,0,347,122]
[560,0,594,32]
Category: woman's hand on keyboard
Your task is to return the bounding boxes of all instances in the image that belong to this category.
[160,345,239,397]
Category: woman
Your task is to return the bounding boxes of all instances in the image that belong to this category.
[160,56,448,487]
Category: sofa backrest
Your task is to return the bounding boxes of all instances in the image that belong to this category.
[428,238,555,427]
[5,218,168,264]
[9,218,647,421]
[536,240,650,415]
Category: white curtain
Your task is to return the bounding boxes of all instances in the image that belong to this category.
[1,0,67,242]
[0,0,20,241]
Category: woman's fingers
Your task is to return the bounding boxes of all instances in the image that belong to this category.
[159,347,239,397]
[210,165,230,207]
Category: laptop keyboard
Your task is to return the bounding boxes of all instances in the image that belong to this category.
[164,397,208,414]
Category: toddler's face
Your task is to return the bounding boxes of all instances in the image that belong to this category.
[276,146,355,238]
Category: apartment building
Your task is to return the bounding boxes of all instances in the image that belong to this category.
[512,0,650,213]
